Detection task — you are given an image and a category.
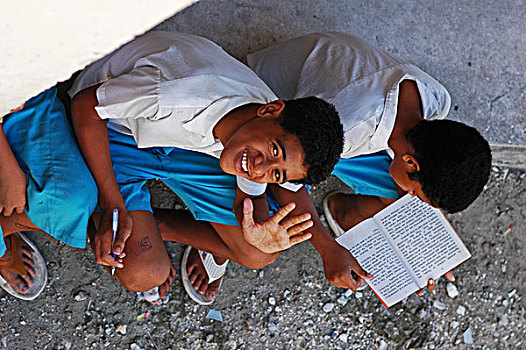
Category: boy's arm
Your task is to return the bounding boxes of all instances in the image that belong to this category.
[0,122,27,216]
[269,186,452,292]
[268,184,372,290]
[70,85,132,270]
[233,187,313,254]
[233,187,270,224]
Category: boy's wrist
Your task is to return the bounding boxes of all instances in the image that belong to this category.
[0,153,23,176]
[98,192,126,212]
[308,222,339,258]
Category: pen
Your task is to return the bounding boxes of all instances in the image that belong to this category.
[111,209,118,275]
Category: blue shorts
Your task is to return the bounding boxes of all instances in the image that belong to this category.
[108,130,397,227]
[1,88,98,257]
[331,151,399,200]
[108,129,281,227]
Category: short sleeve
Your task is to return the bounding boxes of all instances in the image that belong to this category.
[94,65,165,120]
[236,176,267,196]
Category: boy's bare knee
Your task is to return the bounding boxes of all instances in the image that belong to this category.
[117,258,171,292]
[210,223,280,269]
[234,248,279,270]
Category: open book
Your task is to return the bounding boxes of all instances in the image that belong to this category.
[336,194,471,308]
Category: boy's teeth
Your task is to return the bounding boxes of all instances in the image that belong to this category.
[241,149,248,172]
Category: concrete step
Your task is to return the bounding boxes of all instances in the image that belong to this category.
[490,144,526,170]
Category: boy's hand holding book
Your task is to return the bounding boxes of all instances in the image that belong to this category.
[336,194,470,307]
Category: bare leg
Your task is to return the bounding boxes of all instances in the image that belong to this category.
[0,213,41,293]
[90,210,172,293]
[155,209,277,268]
[154,209,278,301]
[155,209,231,257]
[0,212,41,236]
[328,193,396,230]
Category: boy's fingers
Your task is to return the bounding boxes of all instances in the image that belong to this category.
[110,258,124,270]
[351,263,373,279]
[445,271,455,281]
[113,215,133,255]
[270,202,296,223]
[281,212,312,229]
[104,237,122,268]
[95,237,113,267]
[289,232,312,246]
[15,205,25,214]
[338,271,362,290]
[95,224,109,263]
[241,198,255,228]
[350,274,364,290]
[2,206,13,216]
[287,220,313,236]
[427,278,436,291]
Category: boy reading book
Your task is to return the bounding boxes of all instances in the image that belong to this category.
[245,32,491,291]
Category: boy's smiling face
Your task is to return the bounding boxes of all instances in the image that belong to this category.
[220,117,308,184]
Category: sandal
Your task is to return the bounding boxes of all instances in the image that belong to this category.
[137,286,169,304]
[181,246,229,305]
[0,232,48,300]
[322,191,346,237]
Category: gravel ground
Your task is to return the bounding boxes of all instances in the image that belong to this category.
[0,166,524,349]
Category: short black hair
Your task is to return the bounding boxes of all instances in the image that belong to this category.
[406,119,491,213]
[277,97,344,185]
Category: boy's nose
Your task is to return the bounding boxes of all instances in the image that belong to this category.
[253,158,270,175]
[253,156,276,179]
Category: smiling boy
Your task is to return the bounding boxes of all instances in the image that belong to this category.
[69,31,343,303]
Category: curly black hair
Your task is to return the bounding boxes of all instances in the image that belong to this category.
[406,120,491,213]
[276,97,344,185]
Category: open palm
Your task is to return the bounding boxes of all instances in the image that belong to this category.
[241,198,313,254]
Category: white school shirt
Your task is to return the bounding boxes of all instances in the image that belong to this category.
[247,32,451,159]
[69,31,299,195]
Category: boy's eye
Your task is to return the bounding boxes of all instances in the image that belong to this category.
[274,169,281,182]
[272,143,279,157]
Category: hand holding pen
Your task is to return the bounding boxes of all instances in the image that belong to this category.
[107,207,131,274]
[92,204,132,272]
[111,209,118,275]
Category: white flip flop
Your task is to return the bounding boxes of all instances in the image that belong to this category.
[181,246,229,305]
[322,191,346,238]
[0,232,48,301]
[137,286,169,305]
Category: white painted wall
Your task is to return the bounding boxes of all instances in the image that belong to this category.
[0,0,197,116]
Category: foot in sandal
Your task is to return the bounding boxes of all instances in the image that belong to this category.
[0,232,47,300]
[181,246,229,305]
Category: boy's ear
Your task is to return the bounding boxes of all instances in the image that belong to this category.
[256,100,285,118]
[402,154,420,172]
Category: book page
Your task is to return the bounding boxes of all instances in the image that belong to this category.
[336,219,418,307]
[377,195,471,288]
